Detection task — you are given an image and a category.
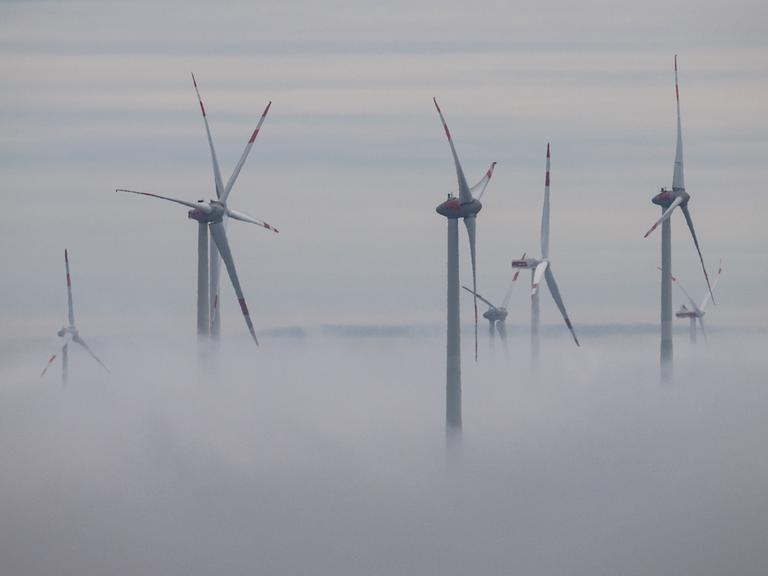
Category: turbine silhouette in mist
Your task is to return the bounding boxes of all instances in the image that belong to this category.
[668,260,722,343]
[462,255,523,349]
[40,250,109,383]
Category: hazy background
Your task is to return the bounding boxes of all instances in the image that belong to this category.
[2,1,768,574]
[1,0,767,336]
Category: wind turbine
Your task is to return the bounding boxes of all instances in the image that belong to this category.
[433,97,495,432]
[511,143,579,365]
[670,260,722,343]
[643,56,714,379]
[190,74,274,340]
[40,250,109,383]
[461,255,523,348]
[117,74,277,345]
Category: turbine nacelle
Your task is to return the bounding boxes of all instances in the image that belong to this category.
[652,187,689,208]
[482,307,507,322]
[57,327,76,337]
[436,195,482,219]
[186,200,225,222]
[511,257,541,269]
[676,306,701,318]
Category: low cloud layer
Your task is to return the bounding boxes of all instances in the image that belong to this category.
[1,330,766,575]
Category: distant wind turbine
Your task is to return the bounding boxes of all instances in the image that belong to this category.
[434,97,496,431]
[643,56,714,379]
[40,250,109,383]
[668,260,722,343]
[511,143,579,365]
[462,255,523,348]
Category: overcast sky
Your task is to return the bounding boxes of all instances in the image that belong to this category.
[1,0,767,338]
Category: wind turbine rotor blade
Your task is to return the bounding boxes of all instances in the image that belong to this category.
[191,73,225,198]
[40,334,73,377]
[72,335,110,373]
[433,97,473,204]
[64,249,75,326]
[226,208,279,233]
[469,162,497,200]
[680,204,715,305]
[660,266,701,314]
[116,189,212,212]
[461,285,496,309]
[222,101,272,202]
[496,321,507,342]
[209,221,259,345]
[531,260,549,295]
[700,259,722,311]
[698,316,708,341]
[544,265,580,347]
[541,143,551,259]
[464,215,479,361]
[673,55,685,191]
[643,196,683,238]
[502,253,525,308]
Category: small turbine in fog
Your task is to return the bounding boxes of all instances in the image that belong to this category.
[643,56,715,379]
[512,144,579,366]
[117,74,278,345]
[40,250,109,383]
[434,97,496,432]
[668,260,722,344]
[462,257,523,348]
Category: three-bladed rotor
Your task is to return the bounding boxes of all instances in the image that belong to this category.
[434,97,496,360]
[116,74,277,345]
[40,250,109,379]
[512,144,580,347]
[668,260,723,338]
[644,56,715,305]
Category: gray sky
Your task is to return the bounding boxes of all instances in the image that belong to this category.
[1,0,767,338]
[2,3,768,574]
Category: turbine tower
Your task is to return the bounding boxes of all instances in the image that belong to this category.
[40,250,109,383]
[433,97,495,432]
[511,143,579,366]
[461,258,523,348]
[671,260,722,343]
[643,56,714,380]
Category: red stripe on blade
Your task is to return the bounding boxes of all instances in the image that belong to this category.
[238,298,249,316]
